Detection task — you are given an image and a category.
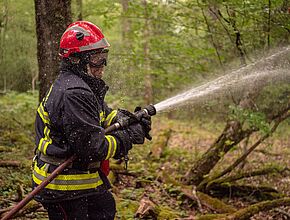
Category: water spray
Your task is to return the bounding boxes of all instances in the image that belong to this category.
[154,46,290,113]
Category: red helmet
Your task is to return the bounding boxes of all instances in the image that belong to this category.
[59,21,110,58]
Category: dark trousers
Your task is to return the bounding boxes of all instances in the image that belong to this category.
[42,191,116,220]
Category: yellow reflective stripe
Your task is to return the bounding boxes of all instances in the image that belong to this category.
[37,102,50,124]
[38,126,52,155]
[33,163,103,191]
[44,85,53,105]
[105,135,117,160]
[104,110,117,128]
[99,111,105,124]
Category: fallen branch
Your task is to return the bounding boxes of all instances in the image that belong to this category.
[218,197,290,220]
[0,160,21,167]
[208,183,281,200]
[274,208,290,219]
[0,200,41,219]
[206,166,287,189]
[161,171,236,214]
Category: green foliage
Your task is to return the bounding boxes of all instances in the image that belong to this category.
[0,0,36,92]
[0,91,37,151]
[229,105,271,134]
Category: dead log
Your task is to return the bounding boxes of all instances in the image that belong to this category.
[161,171,236,214]
[207,183,281,200]
[0,200,41,219]
[0,160,21,167]
[149,128,172,159]
[218,197,290,220]
[205,166,288,190]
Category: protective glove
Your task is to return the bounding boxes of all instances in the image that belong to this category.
[126,122,146,144]
[110,129,132,159]
[134,106,152,140]
[114,109,138,127]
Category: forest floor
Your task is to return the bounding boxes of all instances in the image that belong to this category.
[0,92,289,219]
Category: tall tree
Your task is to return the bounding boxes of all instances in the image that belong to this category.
[34,0,72,101]
[142,0,153,104]
[0,0,8,92]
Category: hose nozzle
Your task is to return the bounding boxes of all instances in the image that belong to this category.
[143,104,157,116]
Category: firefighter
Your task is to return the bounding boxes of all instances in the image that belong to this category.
[32,21,151,219]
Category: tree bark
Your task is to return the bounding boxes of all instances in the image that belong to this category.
[142,0,153,105]
[220,197,290,220]
[34,0,72,101]
[0,0,8,92]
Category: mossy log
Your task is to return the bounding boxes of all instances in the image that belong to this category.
[217,197,290,220]
[207,183,281,200]
[205,166,287,190]
[161,171,236,214]
[149,128,172,159]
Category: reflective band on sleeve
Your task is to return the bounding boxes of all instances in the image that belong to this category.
[104,110,117,128]
[37,102,50,124]
[99,111,105,125]
[105,135,117,160]
[79,38,109,52]
[32,163,103,191]
[38,126,52,155]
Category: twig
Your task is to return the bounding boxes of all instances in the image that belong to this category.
[274,208,290,219]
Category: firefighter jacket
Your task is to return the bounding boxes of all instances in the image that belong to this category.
[32,62,119,202]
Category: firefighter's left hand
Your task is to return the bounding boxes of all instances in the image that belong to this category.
[139,114,152,140]
[134,106,152,140]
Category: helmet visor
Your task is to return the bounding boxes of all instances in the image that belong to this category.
[89,48,109,67]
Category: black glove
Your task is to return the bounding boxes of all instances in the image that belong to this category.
[114,109,138,127]
[127,122,146,144]
[134,106,152,140]
[110,129,132,159]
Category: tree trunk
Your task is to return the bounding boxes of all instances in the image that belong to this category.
[76,0,82,20]
[183,120,252,187]
[142,0,153,105]
[120,0,130,42]
[34,0,72,101]
[0,0,8,92]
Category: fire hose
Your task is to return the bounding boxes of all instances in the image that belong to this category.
[1,104,156,220]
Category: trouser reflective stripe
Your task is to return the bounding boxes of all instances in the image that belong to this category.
[33,163,103,191]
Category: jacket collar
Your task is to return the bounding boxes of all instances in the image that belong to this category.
[60,61,109,100]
